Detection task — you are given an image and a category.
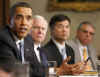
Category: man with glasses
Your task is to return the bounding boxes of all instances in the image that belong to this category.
[67,21,97,71]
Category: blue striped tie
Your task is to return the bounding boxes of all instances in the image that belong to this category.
[19,42,25,63]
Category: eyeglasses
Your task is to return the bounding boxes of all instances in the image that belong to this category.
[80,29,95,36]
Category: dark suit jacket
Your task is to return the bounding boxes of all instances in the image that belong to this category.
[44,39,75,67]
[0,26,22,62]
[0,26,47,77]
[25,45,48,77]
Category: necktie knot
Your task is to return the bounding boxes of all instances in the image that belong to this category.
[61,48,67,60]
[37,47,41,51]
[61,48,65,56]
[19,42,22,49]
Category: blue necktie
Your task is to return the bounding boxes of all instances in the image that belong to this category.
[37,47,48,77]
[61,48,66,60]
[37,47,48,67]
[19,42,25,63]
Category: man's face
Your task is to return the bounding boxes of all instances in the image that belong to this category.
[31,19,47,44]
[52,20,70,42]
[77,24,95,45]
[10,7,33,39]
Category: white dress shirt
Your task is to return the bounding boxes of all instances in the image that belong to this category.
[52,39,67,60]
[34,44,41,63]
[16,39,24,50]
[16,39,25,63]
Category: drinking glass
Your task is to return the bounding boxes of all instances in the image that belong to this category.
[47,61,57,77]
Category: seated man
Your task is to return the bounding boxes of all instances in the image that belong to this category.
[67,21,97,71]
[30,15,48,77]
[44,14,88,75]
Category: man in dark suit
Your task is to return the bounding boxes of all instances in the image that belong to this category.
[0,2,33,62]
[30,15,48,77]
[44,14,88,75]
[0,2,34,77]
[44,14,74,66]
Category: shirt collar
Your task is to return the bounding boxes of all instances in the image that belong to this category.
[77,39,87,50]
[52,38,65,51]
[34,43,41,50]
[16,39,24,45]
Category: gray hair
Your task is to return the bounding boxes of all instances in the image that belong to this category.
[33,15,48,27]
[29,15,48,34]
[77,21,96,30]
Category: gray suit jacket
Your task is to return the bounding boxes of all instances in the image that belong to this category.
[67,38,97,70]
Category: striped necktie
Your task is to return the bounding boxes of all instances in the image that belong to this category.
[19,42,25,63]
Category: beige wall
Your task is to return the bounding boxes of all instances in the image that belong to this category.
[10,0,100,55]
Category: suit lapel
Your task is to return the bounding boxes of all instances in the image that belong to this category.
[24,36,44,65]
[74,39,82,62]
[87,46,96,69]
[10,40,21,60]
[38,48,48,67]
[65,44,70,57]
[24,36,35,62]
[50,40,62,59]
[5,28,21,60]
[49,40,63,66]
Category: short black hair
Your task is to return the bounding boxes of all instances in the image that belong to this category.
[49,14,71,29]
[77,21,96,30]
[10,2,32,19]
